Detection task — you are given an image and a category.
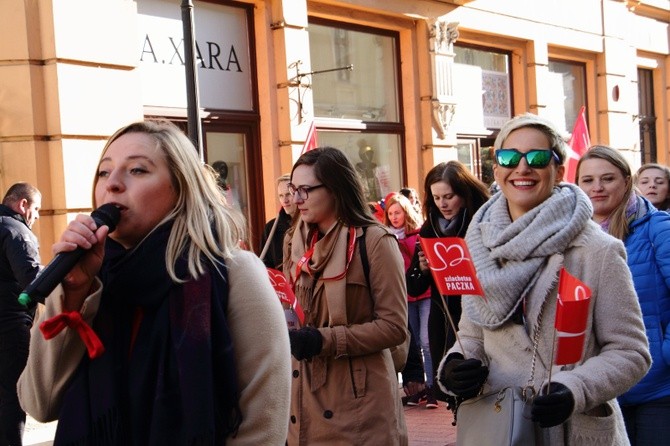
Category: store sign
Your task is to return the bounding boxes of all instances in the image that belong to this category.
[137,0,252,110]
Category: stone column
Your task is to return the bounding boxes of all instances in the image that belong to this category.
[427,19,459,145]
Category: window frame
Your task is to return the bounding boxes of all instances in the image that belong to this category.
[308,17,407,198]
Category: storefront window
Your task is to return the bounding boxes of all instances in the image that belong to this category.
[548,59,587,133]
[309,23,399,122]
[479,145,495,187]
[316,132,402,203]
[456,142,475,173]
[638,68,657,163]
[309,20,403,203]
[452,45,510,182]
[457,140,495,187]
[206,132,249,220]
[454,46,511,129]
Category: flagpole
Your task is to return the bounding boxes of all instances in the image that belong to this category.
[440,294,466,359]
[547,329,557,395]
[259,212,281,261]
[181,0,203,161]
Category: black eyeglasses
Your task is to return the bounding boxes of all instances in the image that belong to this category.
[495,148,560,169]
[287,183,325,200]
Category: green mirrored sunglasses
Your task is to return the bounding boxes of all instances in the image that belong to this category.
[495,148,559,168]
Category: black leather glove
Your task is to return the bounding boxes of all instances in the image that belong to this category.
[531,382,574,428]
[289,326,323,360]
[438,353,489,400]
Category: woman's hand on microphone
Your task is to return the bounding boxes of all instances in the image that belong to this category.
[53,214,109,311]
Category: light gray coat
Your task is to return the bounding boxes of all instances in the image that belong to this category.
[440,221,651,445]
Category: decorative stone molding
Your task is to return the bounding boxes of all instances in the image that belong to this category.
[431,101,456,140]
[429,19,459,56]
[427,19,459,141]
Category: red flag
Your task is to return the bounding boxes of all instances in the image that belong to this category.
[371,202,384,223]
[418,237,483,297]
[554,268,591,365]
[565,106,591,183]
[267,268,304,329]
[300,121,318,154]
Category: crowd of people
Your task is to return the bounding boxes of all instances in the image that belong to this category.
[2,114,668,445]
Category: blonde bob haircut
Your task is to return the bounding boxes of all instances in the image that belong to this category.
[94,120,247,282]
[494,113,568,164]
[384,193,422,233]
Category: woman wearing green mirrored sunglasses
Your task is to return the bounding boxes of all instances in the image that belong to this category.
[436,113,650,445]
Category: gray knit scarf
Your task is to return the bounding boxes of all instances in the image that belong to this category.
[463,183,593,328]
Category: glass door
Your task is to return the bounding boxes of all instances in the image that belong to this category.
[456,136,496,187]
[206,132,249,218]
[203,119,264,250]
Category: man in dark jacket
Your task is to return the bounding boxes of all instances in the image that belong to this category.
[0,183,41,446]
[260,174,295,269]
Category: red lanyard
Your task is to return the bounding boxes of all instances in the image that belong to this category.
[292,226,357,290]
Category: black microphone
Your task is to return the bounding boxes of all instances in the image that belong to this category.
[18,203,121,307]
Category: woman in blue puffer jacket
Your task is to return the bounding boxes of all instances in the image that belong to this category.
[577,145,670,446]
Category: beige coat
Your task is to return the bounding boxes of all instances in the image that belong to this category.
[441,222,651,445]
[18,250,291,446]
[285,225,409,446]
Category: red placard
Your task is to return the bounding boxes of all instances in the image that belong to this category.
[554,268,591,365]
[267,268,305,328]
[419,237,483,297]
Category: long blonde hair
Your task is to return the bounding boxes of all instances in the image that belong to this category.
[94,120,247,281]
[576,145,633,241]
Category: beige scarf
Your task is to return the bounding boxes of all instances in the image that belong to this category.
[289,220,353,390]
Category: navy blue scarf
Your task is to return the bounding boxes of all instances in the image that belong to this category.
[54,222,241,445]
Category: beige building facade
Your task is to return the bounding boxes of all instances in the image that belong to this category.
[2,0,669,257]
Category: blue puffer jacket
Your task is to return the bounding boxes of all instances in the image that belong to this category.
[618,197,670,406]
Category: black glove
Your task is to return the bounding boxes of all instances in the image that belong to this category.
[438,353,488,400]
[289,326,323,360]
[531,382,574,428]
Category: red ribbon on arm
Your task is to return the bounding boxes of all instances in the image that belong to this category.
[39,311,105,359]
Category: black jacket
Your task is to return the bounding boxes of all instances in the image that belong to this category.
[260,208,293,269]
[0,204,40,330]
[406,208,470,308]
[405,209,470,377]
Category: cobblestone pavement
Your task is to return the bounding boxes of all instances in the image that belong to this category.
[404,401,457,446]
[24,401,457,446]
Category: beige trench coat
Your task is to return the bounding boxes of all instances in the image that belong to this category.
[285,225,409,446]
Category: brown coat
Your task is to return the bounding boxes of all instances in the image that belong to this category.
[285,225,409,446]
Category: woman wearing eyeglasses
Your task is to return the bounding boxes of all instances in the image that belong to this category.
[283,147,409,445]
[437,114,650,444]
[576,146,670,445]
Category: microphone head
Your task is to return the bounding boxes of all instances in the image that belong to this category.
[91,203,121,232]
